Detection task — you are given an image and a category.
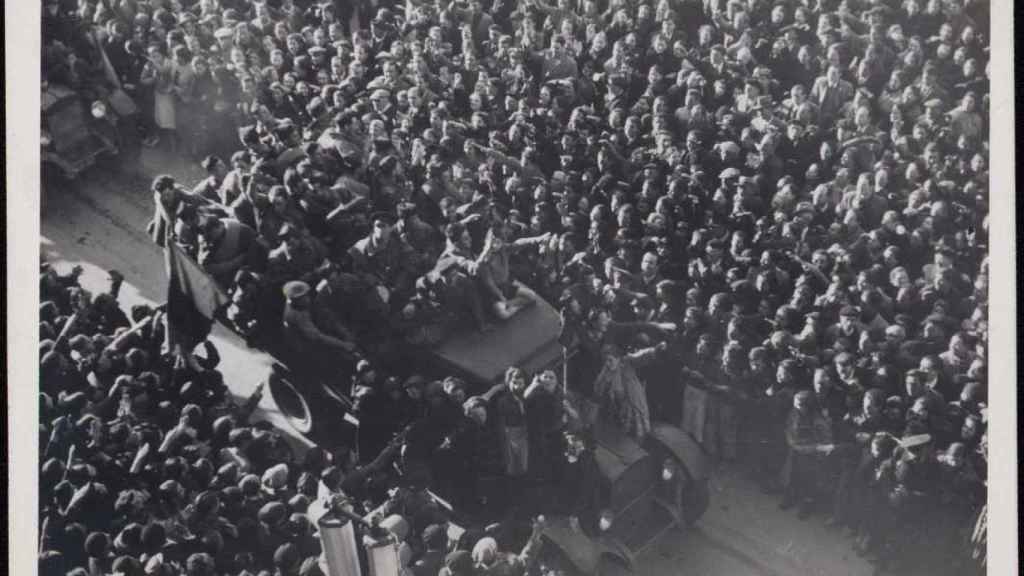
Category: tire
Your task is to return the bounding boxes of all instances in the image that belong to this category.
[682,478,711,525]
[267,366,315,437]
[267,363,356,448]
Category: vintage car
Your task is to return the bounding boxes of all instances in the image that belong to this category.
[256,280,710,576]
[263,280,563,446]
[41,82,119,185]
[537,416,711,575]
[180,236,710,574]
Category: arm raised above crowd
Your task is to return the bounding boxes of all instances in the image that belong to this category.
[475,144,525,171]
[509,231,554,250]
[626,341,668,365]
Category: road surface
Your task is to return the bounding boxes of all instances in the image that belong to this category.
[41,147,879,576]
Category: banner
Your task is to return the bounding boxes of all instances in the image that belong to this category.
[164,235,230,352]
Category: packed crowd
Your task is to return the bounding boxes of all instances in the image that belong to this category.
[42,0,991,574]
[39,262,562,576]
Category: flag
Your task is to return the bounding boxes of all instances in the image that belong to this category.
[164,234,230,352]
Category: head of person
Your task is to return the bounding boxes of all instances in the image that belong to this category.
[505,366,528,395]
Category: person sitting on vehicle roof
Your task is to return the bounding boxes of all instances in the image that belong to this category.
[432,221,495,333]
[476,227,554,320]
[348,212,422,309]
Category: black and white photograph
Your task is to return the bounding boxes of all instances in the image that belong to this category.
[6,0,1018,575]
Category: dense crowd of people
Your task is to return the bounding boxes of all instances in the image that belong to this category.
[41,0,991,574]
[39,262,561,576]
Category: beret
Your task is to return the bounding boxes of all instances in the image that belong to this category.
[283,281,311,300]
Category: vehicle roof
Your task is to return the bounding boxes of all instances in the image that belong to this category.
[430,282,562,383]
[593,419,650,482]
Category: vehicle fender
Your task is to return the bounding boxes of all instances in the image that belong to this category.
[541,516,633,575]
[648,423,710,483]
[266,362,357,447]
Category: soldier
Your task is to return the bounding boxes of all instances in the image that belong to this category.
[281,280,356,370]
[348,212,421,308]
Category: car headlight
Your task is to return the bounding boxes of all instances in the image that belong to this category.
[91,100,108,119]
[598,510,614,532]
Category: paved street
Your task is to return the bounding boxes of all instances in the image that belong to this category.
[41,148,879,576]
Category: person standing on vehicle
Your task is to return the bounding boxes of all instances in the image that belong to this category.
[592,341,667,440]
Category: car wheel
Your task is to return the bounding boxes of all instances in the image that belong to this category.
[267,367,314,437]
[267,364,356,448]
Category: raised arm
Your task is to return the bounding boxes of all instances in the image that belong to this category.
[510,231,554,250]
[473,143,524,171]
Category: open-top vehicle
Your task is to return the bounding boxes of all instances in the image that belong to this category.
[168,237,710,573]
[261,280,564,446]
[252,281,710,575]
[536,416,710,575]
